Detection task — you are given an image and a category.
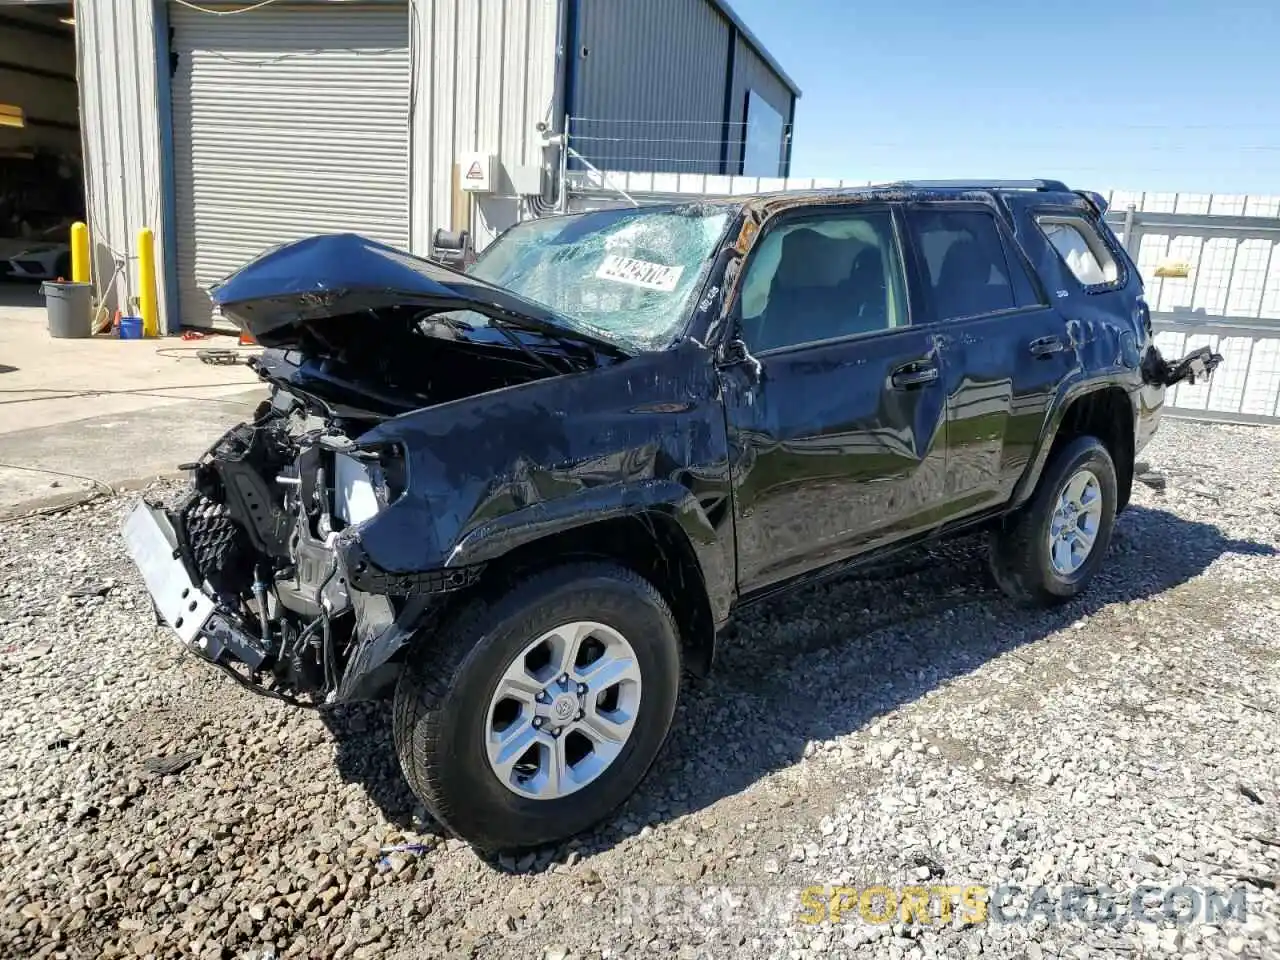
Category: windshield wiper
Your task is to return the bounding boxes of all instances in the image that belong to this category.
[419,305,618,373]
[488,319,569,375]
[487,308,631,370]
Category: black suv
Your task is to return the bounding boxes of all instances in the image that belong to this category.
[123,180,1219,852]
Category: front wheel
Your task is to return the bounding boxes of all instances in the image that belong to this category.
[989,435,1118,606]
[392,562,681,853]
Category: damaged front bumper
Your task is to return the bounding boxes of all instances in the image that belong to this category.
[123,501,269,669]
[122,500,444,704]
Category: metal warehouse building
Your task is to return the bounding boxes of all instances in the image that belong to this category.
[68,0,798,333]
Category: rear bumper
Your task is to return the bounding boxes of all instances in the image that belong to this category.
[1135,382,1163,456]
[1136,343,1224,454]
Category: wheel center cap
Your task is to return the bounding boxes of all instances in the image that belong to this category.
[551,694,577,722]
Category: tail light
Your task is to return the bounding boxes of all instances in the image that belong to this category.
[1135,296,1153,338]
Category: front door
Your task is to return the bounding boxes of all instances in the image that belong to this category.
[719,205,949,596]
[903,203,1078,516]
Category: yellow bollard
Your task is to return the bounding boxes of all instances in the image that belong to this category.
[137,227,159,337]
[70,221,90,283]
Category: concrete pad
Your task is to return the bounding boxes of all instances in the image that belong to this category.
[0,281,260,435]
[0,283,267,516]
[0,388,265,518]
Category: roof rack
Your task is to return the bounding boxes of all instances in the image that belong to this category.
[877,179,1070,192]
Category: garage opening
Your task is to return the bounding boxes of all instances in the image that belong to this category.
[0,1,81,306]
[169,1,411,329]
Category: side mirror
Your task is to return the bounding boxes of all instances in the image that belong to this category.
[717,335,762,381]
[720,336,750,365]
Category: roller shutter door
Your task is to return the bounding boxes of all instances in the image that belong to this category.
[170,2,410,327]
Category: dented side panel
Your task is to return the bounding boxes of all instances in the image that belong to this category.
[994,192,1152,505]
[344,342,737,621]
[720,325,948,596]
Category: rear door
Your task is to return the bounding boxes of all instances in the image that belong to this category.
[719,205,949,595]
[903,203,1077,516]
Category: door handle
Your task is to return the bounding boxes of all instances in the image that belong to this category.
[890,362,939,389]
[1029,335,1067,357]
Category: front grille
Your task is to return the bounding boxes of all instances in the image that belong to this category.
[13,259,44,274]
[177,490,252,591]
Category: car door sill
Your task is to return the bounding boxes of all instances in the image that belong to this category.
[734,506,1009,613]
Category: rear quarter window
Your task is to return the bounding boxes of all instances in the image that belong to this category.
[1037,215,1121,288]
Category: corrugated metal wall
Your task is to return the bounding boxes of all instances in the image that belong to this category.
[76,0,559,332]
[169,3,411,326]
[570,0,731,174]
[75,0,170,331]
[76,0,792,321]
[729,35,793,175]
[411,0,561,251]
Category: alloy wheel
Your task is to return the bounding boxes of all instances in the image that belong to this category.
[1046,467,1104,576]
[485,621,642,800]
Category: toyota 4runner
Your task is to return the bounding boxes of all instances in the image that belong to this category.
[122,180,1221,852]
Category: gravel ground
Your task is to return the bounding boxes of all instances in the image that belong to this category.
[1,419,1278,960]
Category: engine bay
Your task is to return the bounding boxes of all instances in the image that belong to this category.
[170,391,372,699]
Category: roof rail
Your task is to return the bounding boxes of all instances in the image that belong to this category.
[877,179,1070,192]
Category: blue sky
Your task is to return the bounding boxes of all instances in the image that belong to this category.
[731,0,1280,194]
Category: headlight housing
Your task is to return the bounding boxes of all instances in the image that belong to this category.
[333,443,407,527]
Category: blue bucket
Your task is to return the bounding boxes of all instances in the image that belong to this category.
[119,316,144,340]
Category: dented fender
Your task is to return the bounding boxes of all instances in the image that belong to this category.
[445,479,734,622]
[1011,336,1224,512]
[1009,372,1141,511]
[344,341,737,620]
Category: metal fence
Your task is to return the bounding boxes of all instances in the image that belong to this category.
[562,172,1280,424]
[565,117,794,178]
[1109,200,1280,424]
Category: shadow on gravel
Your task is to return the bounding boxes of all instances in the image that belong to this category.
[319,504,1274,871]
[321,702,434,833]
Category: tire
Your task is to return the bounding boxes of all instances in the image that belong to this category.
[988,435,1118,606]
[392,561,681,853]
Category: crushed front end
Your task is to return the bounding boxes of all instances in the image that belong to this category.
[122,389,473,705]
[119,232,634,705]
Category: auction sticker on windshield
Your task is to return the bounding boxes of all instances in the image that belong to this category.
[595,255,683,293]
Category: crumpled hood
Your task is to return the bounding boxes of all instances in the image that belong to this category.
[210,232,623,352]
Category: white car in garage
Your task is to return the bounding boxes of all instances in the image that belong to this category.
[2,240,71,281]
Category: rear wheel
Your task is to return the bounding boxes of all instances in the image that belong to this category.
[392,562,681,853]
[989,435,1118,606]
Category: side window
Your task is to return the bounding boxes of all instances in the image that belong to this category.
[737,210,907,352]
[909,209,1017,320]
[1038,215,1120,287]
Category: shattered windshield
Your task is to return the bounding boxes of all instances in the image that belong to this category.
[466,204,731,352]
